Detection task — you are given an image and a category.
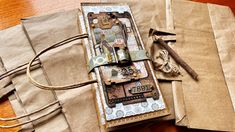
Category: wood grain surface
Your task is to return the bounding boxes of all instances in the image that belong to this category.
[0,0,234,132]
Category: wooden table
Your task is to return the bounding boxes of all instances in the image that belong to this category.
[0,0,234,132]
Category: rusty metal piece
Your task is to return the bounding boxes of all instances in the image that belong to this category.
[98,13,114,29]
[149,28,198,80]
[129,84,153,94]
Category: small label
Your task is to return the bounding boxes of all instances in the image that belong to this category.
[129,85,153,94]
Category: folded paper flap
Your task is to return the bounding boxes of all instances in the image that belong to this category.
[173,0,234,131]
[172,81,188,126]
[22,9,81,53]
[0,85,15,99]
[157,81,175,120]
[0,57,15,100]
[208,3,235,111]
[0,57,12,89]
[39,42,87,85]
[0,25,34,70]
[60,85,99,131]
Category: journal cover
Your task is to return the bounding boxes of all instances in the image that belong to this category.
[79,3,169,130]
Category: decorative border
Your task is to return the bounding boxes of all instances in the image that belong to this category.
[80,3,167,125]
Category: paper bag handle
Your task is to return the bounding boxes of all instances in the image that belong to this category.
[26,33,98,90]
[0,100,61,128]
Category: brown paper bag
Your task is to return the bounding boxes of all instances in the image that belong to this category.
[172,0,234,131]
[22,9,100,132]
[8,92,35,131]
[208,3,235,111]
[0,57,34,131]
[0,25,70,131]
[0,58,14,99]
